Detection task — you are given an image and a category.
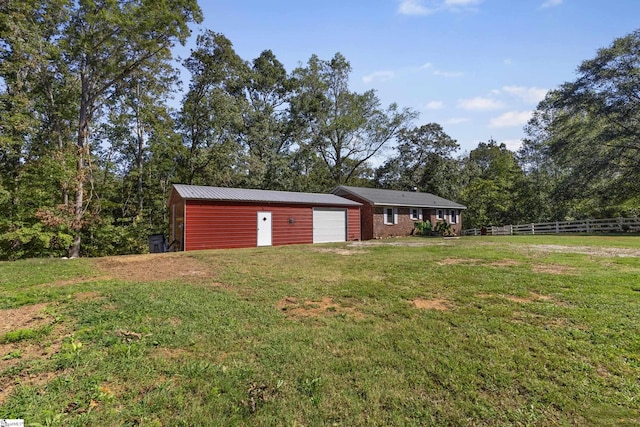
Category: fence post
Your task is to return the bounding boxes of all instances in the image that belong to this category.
[555,221,559,234]
[510,225,513,235]
[586,220,590,233]
[531,223,535,235]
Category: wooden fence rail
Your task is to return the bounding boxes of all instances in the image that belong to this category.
[462,217,640,236]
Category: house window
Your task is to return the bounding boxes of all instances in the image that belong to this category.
[384,207,397,225]
[437,209,444,220]
[410,208,422,220]
[450,210,458,224]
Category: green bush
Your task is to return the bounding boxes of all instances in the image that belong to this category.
[434,221,452,236]
[0,222,73,260]
[413,221,432,236]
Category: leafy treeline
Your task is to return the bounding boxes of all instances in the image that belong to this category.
[0,0,202,259]
[522,29,640,221]
[1,1,638,259]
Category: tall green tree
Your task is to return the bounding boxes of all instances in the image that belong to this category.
[460,140,528,228]
[66,0,201,257]
[375,123,460,196]
[291,53,417,186]
[519,95,572,221]
[529,29,640,217]
[0,0,77,259]
[239,50,300,190]
[177,31,245,187]
[1,0,201,258]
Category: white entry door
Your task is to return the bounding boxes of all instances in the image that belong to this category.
[257,212,272,246]
[313,208,347,243]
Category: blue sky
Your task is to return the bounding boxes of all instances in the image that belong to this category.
[173,0,640,155]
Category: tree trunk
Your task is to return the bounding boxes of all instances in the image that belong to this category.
[135,82,144,215]
[69,77,90,258]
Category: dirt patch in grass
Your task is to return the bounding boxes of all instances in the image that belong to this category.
[412,298,451,311]
[74,291,103,302]
[94,253,215,282]
[504,294,536,304]
[521,244,640,258]
[0,370,64,405]
[97,381,126,400]
[0,322,69,367]
[39,277,108,288]
[0,303,53,336]
[488,260,521,267]
[504,292,554,304]
[477,292,554,304]
[437,258,478,266]
[477,293,495,299]
[149,347,192,362]
[166,317,182,327]
[436,258,521,267]
[532,264,578,275]
[348,239,450,248]
[277,297,364,319]
[0,321,71,405]
[309,247,367,256]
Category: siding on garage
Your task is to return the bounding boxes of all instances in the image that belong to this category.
[346,206,361,242]
[185,201,314,251]
[167,190,185,251]
[168,185,362,251]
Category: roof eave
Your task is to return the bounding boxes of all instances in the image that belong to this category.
[180,197,360,207]
[372,202,466,209]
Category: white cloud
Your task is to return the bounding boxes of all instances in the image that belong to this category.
[540,0,562,8]
[501,139,524,151]
[445,0,481,5]
[414,62,463,78]
[425,100,444,110]
[502,86,548,104]
[489,110,533,128]
[444,117,469,125]
[458,97,504,111]
[362,70,395,84]
[398,0,481,16]
[398,0,434,15]
[433,69,464,78]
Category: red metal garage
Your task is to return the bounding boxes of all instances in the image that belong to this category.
[167,184,361,251]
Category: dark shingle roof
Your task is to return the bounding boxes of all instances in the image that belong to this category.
[332,186,466,209]
[172,184,361,206]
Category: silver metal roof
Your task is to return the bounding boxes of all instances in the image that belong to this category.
[173,184,361,206]
[332,186,466,209]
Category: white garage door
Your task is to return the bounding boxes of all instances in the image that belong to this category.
[313,208,347,243]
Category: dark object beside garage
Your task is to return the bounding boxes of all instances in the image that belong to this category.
[148,234,166,253]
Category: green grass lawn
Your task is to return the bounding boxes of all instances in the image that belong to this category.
[1,236,639,426]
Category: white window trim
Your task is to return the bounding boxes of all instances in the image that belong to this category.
[437,209,444,220]
[450,209,458,224]
[383,207,398,225]
[410,207,422,221]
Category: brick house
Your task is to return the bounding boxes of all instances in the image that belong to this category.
[331,186,466,239]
